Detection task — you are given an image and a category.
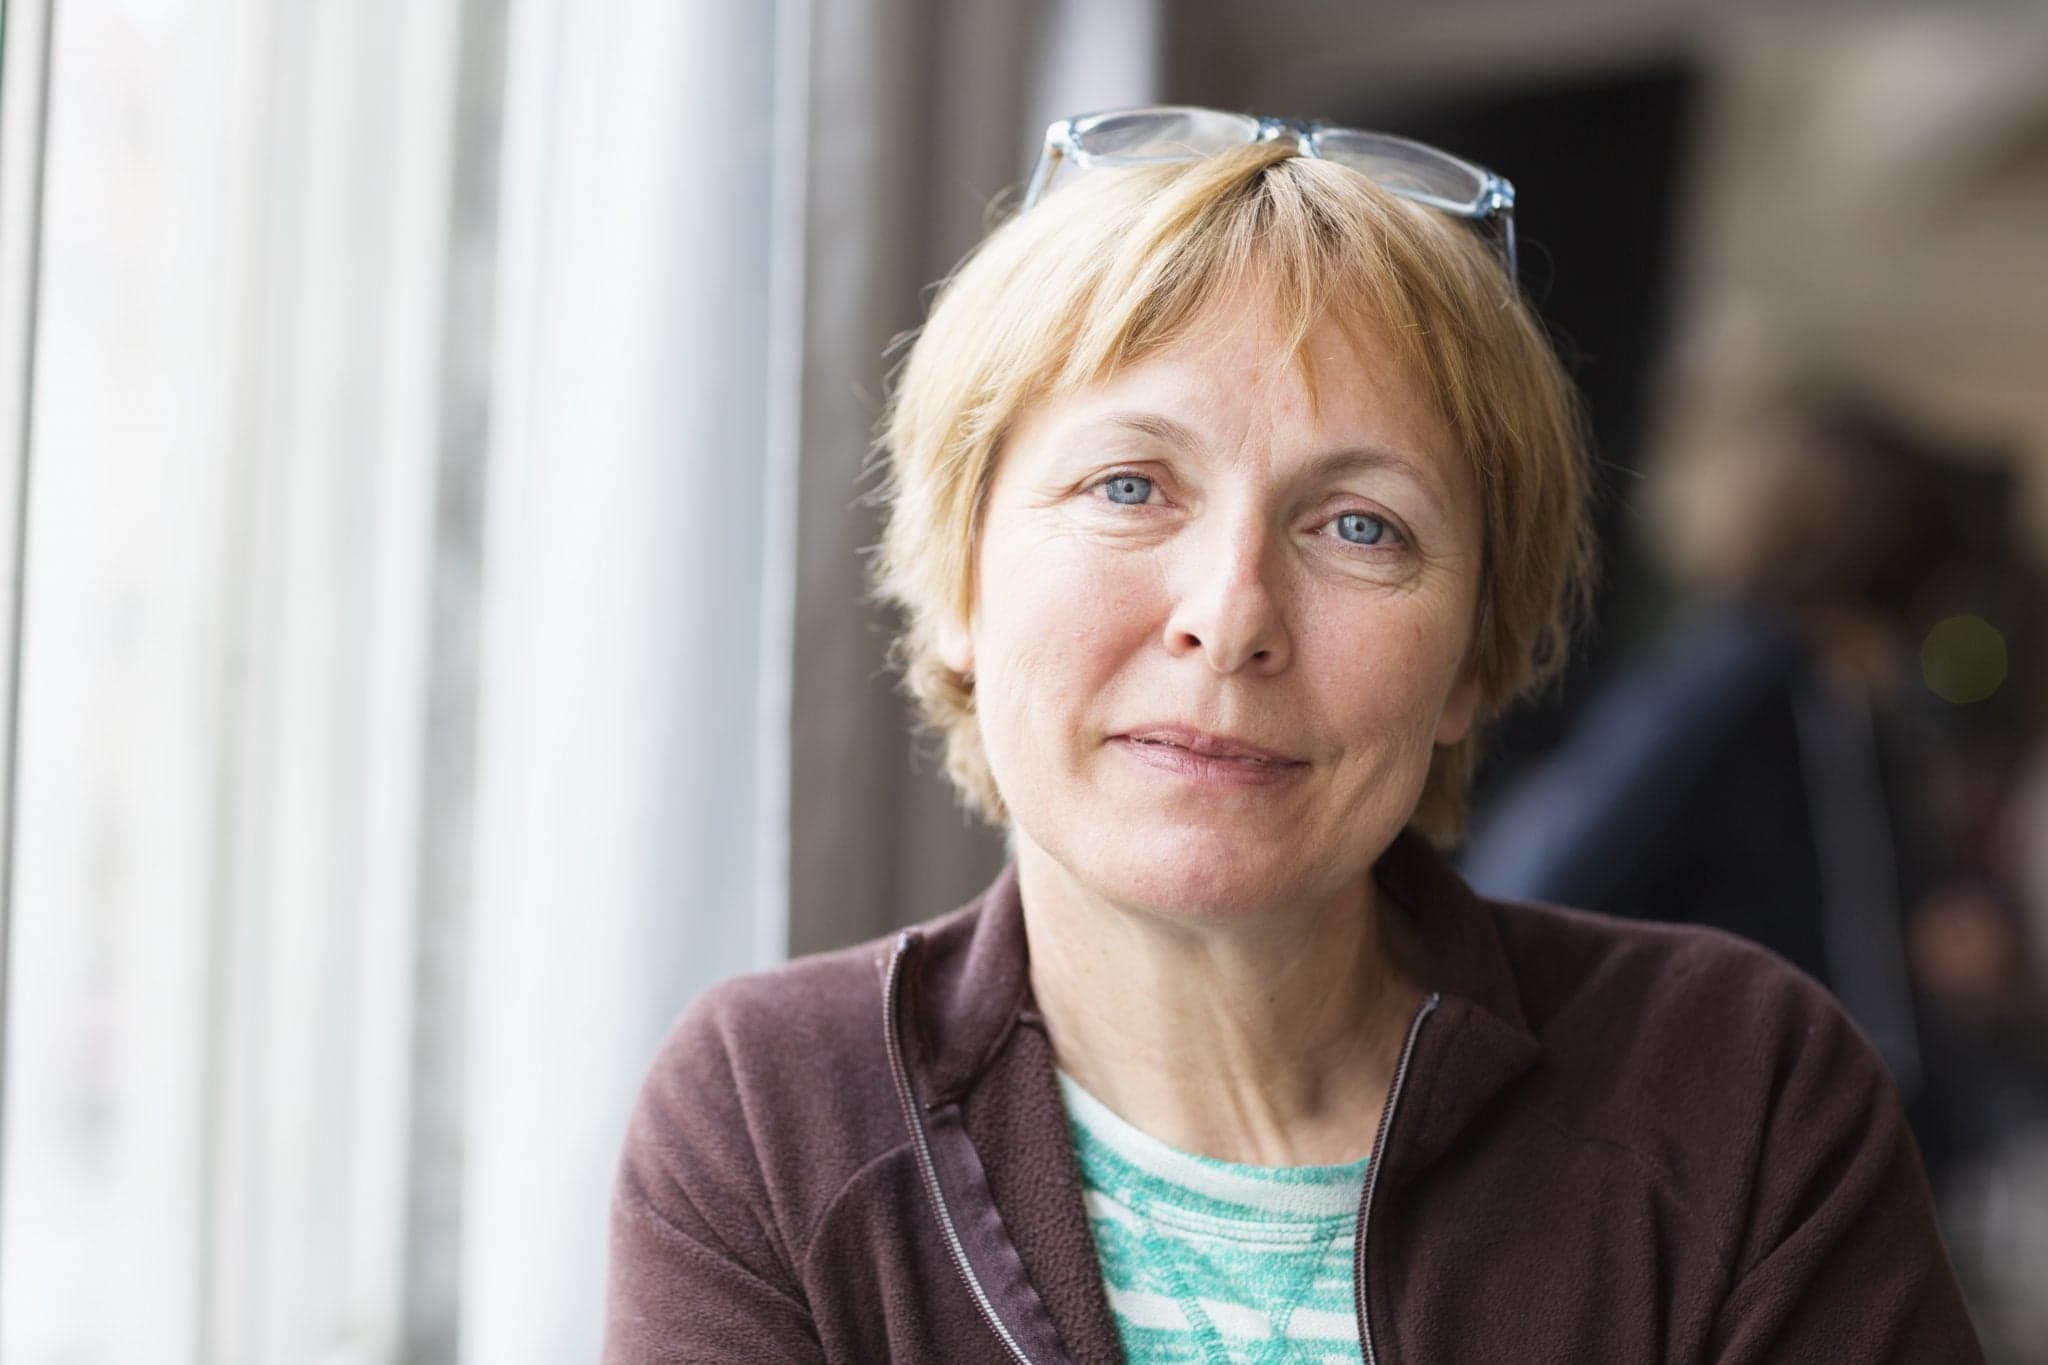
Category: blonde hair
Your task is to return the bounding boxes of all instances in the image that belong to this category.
[873,141,1594,846]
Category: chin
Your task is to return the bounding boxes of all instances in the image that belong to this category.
[1048,820,1352,925]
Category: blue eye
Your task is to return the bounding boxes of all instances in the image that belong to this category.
[1103,474,1154,505]
[1335,512,1388,545]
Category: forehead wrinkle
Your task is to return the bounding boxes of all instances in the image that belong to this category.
[1090,410,1202,450]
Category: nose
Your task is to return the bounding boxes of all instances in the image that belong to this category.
[1161,516,1292,675]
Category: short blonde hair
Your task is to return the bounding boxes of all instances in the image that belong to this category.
[873,141,1594,846]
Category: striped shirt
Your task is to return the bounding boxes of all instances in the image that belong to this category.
[1058,1072,1367,1365]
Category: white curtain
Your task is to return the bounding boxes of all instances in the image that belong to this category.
[460,2,782,1360]
[1,0,468,1360]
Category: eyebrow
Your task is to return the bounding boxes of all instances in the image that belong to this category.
[1087,410,1202,448]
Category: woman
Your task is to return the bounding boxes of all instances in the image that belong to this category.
[605,109,1981,1363]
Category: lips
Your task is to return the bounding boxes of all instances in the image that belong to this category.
[1116,725,1306,767]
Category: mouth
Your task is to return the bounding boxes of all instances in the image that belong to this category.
[1114,725,1307,768]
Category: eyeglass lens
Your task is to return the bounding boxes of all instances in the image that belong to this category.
[1307,130,1490,215]
[1070,108,1261,163]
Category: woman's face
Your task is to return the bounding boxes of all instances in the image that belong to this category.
[945,295,1486,924]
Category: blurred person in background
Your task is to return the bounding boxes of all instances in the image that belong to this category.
[1463,386,2048,1196]
[604,114,1981,1363]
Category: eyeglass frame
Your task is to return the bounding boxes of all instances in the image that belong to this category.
[1021,105,1519,280]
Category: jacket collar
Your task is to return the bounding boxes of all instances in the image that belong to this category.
[1373,830,1543,1171]
[903,828,1541,1134]
[897,861,1036,1107]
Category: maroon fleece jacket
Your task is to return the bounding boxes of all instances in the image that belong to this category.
[604,831,1984,1363]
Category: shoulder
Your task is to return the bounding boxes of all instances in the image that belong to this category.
[616,898,985,1256]
[659,931,898,1089]
[627,929,909,1195]
[1492,894,1881,1111]
[1487,896,1904,1230]
[605,909,985,1360]
[659,891,986,1099]
[1492,894,1842,1043]
[1472,904,1974,1355]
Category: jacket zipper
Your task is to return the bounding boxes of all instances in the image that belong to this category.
[884,932,1039,1365]
[1356,991,1439,1365]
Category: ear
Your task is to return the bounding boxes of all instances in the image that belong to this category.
[935,612,974,677]
[1435,664,1483,747]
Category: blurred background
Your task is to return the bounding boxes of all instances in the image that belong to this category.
[0,0,2042,1361]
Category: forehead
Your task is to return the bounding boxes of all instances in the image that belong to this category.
[1017,290,1465,494]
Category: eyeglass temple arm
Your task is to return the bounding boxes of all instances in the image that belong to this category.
[1022,122,1075,211]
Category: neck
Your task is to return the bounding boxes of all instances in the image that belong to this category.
[1018,835,1423,1167]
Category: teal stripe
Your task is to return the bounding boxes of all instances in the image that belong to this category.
[1059,1072,1367,1365]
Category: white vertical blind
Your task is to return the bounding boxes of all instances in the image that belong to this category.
[0,16,55,1338]
[0,0,53,952]
[0,0,464,1360]
[460,1,780,1359]
[201,4,463,1359]
[4,2,277,1355]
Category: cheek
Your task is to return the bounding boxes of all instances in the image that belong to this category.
[971,535,1162,755]
[1309,601,1472,746]
[978,532,1157,671]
